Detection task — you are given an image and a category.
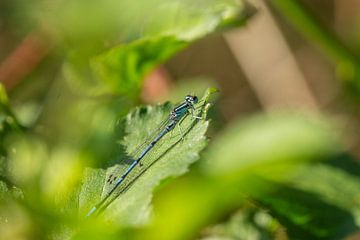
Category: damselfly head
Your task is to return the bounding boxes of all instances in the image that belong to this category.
[185,95,198,105]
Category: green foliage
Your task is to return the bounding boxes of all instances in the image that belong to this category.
[132,113,341,240]
[200,206,282,240]
[203,114,339,179]
[32,0,249,46]
[2,0,360,240]
[261,185,357,239]
[55,0,252,98]
[0,84,22,178]
[270,0,360,97]
[90,36,186,98]
[79,89,212,224]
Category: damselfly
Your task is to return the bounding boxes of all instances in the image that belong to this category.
[86,95,201,217]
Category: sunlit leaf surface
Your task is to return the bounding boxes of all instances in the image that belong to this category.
[79,89,214,224]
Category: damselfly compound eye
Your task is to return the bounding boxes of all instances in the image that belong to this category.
[185,95,198,105]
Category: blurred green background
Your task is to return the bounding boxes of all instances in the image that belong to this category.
[1,0,360,239]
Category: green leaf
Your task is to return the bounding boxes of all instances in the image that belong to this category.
[260,185,358,239]
[274,156,360,238]
[0,84,8,105]
[253,155,360,239]
[200,206,282,240]
[290,157,360,228]
[33,0,251,48]
[202,113,340,181]
[201,158,360,240]
[135,113,341,240]
[79,89,214,224]
[61,0,254,97]
[0,84,22,179]
[90,36,187,98]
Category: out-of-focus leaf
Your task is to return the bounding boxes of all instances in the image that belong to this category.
[0,180,9,200]
[0,201,36,240]
[90,36,186,98]
[134,113,340,240]
[0,84,8,105]
[260,185,358,239]
[327,153,360,178]
[58,0,253,97]
[0,84,22,179]
[79,89,214,224]
[203,113,340,181]
[249,155,360,239]
[291,160,360,227]
[292,158,360,233]
[0,179,23,202]
[33,0,251,48]
[200,206,282,240]
[0,84,22,134]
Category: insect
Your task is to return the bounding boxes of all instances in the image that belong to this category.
[86,95,201,217]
